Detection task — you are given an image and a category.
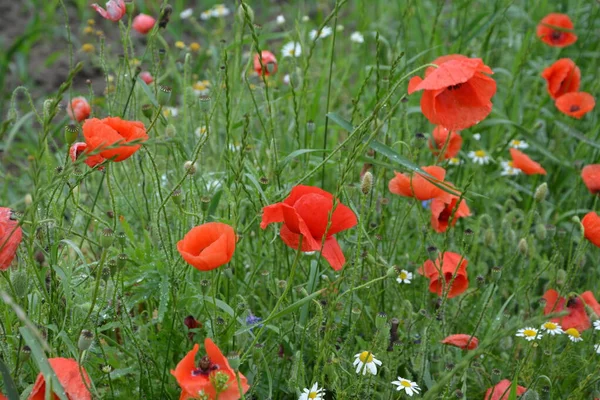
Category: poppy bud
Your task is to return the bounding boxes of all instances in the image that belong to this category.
[183,161,197,175]
[78,329,94,351]
[386,266,398,277]
[158,4,172,29]
[65,124,79,146]
[361,171,373,195]
[101,228,114,248]
[236,3,254,24]
[20,346,31,362]
[24,193,33,206]
[545,224,556,239]
[171,189,183,206]
[11,270,29,299]
[227,352,241,370]
[535,223,547,241]
[518,238,528,256]
[142,104,153,119]
[556,269,567,286]
[534,182,548,202]
[484,228,496,247]
[522,390,540,400]
[158,85,172,106]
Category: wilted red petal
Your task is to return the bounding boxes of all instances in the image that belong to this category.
[28,358,91,400]
[510,148,546,175]
[543,289,591,331]
[536,13,577,47]
[581,291,600,317]
[581,165,600,194]
[429,126,462,159]
[430,195,470,233]
[67,97,91,122]
[0,207,23,271]
[541,58,580,99]
[69,142,105,169]
[555,92,596,119]
[177,222,236,271]
[441,334,478,350]
[484,379,527,400]
[91,0,126,21]
[253,51,278,76]
[582,211,600,248]
[418,252,468,298]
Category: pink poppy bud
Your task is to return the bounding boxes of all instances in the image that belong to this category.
[67,97,91,122]
[132,13,156,34]
[253,51,278,76]
[91,0,126,22]
[139,71,153,84]
[0,207,22,270]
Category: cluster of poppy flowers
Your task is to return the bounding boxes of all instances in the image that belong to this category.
[537,13,595,118]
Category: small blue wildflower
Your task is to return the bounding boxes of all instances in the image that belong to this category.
[421,200,432,209]
[246,313,263,330]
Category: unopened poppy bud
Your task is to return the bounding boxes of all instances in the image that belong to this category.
[556,269,567,286]
[158,4,172,29]
[158,85,172,105]
[24,193,33,206]
[386,266,398,277]
[117,253,127,269]
[43,99,54,120]
[20,346,31,362]
[484,228,496,247]
[105,261,116,279]
[306,120,315,133]
[236,3,254,24]
[375,312,387,330]
[545,224,556,239]
[101,228,114,248]
[266,61,276,75]
[518,238,528,256]
[78,329,94,351]
[116,231,126,247]
[534,182,548,202]
[142,104,153,119]
[184,161,197,175]
[535,223,547,241]
[522,390,540,400]
[361,171,373,195]
[227,352,241,370]
[11,270,29,299]
[65,124,79,145]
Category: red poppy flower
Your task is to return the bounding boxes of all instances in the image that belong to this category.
[171,338,250,400]
[536,13,577,47]
[582,211,600,248]
[132,14,156,34]
[418,251,468,298]
[441,334,478,350]
[484,379,527,400]
[389,166,448,201]
[69,142,105,169]
[177,223,236,271]
[139,71,154,85]
[260,185,357,271]
[408,54,496,130]
[67,97,91,122]
[543,289,590,331]
[0,393,6,400]
[28,358,92,400]
[509,148,546,175]
[541,58,580,99]
[430,187,470,233]
[184,315,202,341]
[0,207,22,271]
[253,51,278,76]
[555,92,596,119]
[581,291,600,317]
[83,117,148,162]
[91,0,126,21]
[429,126,462,159]
[581,165,600,194]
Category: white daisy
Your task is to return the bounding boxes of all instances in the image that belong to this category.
[283,74,291,85]
[468,150,491,165]
[353,351,382,375]
[565,328,583,342]
[500,161,521,176]
[396,270,412,284]
[299,382,325,400]
[163,107,179,117]
[350,31,364,43]
[509,139,529,149]
[540,321,563,335]
[391,377,420,396]
[276,15,285,25]
[516,327,542,341]
[309,26,332,40]
[200,10,212,20]
[594,343,600,354]
[193,80,211,96]
[211,4,230,18]
[195,126,207,137]
[302,15,310,22]
[473,133,481,141]
[282,41,302,58]
[180,8,193,19]
[448,157,463,166]
[593,320,600,330]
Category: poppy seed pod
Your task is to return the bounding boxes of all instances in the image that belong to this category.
[141,104,153,119]
[78,330,94,351]
[183,161,197,175]
[227,352,241,370]
[158,85,172,105]
[522,390,540,400]
[101,228,114,248]
[65,124,80,145]
[535,223,547,241]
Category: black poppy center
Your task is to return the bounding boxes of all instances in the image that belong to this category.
[550,31,563,42]
[191,356,220,376]
[569,105,580,112]
[447,83,463,91]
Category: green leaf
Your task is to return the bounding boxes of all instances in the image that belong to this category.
[0,358,19,400]
[554,120,600,150]
[507,375,519,400]
[326,112,353,132]
[278,149,328,170]
[158,273,170,322]
[19,327,69,400]
[137,77,159,108]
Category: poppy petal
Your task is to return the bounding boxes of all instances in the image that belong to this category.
[485,379,527,400]
[283,185,333,206]
[28,358,92,400]
[407,76,423,94]
[279,224,319,252]
[0,207,23,270]
[441,334,479,350]
[321,236,345,271]
[510,148,546,175]
[581,291,600,317]
[260,203,287,229]
[555,92,596,119]
[581,165,600,194]
[582,211,600,248]
[328,203,358,236]
[177,223,236,271]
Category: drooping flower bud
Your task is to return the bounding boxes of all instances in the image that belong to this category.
[361,171,373,195]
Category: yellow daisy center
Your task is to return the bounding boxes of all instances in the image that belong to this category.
[512,140,521,145]
[175,41,185,49]
[450,157,459,163]
[308,392,318,399]
[401,380,412,387]
[543,322,557,330]
[475,150,486,157]
[399,272,408,280]
[523,329,537,337]
[565,328,580,338]
[359,351,373,363]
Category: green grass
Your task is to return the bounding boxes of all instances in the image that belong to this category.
[1,0,600,399]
